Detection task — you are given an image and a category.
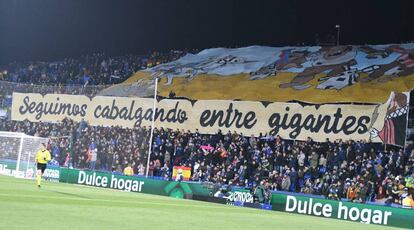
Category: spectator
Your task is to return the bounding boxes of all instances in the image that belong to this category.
[402,193,414,208]
[89,147,98,170]
[281,173,291,191]
[328,184,339,200]
[406,172,414,189]
[160,163,170,179]
[309,151,319,168]
[123,163,134,176]
[254,181,266,203]
[0,51,187,86]
[355,183,368,203]
[0,117,413,207]
[346,181,358,201]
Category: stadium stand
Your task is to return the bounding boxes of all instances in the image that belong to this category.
[0,44,413,208]
[0,51,186,85]
[0,118,413,206]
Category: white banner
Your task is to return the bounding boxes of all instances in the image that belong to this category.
[11,92,409,144]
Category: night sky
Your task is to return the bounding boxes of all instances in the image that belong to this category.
[0,0,413,66]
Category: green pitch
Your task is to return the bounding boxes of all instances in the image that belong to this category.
[0,175,401,230]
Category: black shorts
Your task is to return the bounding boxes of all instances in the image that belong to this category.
[37,163,47,173]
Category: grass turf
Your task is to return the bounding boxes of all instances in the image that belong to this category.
[0,175,402,230]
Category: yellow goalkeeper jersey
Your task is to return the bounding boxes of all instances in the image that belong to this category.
[35,150,51,164]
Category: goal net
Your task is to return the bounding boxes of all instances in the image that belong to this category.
[0,131,49,178]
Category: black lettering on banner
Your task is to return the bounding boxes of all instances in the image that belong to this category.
[70,104,80,116]
[303,115,315,130]
[280,107,290,130]
[341,116,357,135]
[52,98,60,114]
[155,102,188,124]
[110,100,119,119]
[209,110,224,126]
[268,113,281,136]
[119,107,128,119]
[127,101,136,120]
[166,102,179,121]
[179,110,188,121]
[101,106,110,118]
[156,107,165,121]
[243,112,257,129]
[18,96,31,115]
[133,108,143,126]
[357,116,370,134]
[58,104,71,115]
[316,115,332,133]
[18,96,88,120]
[79,105,84,115]
[268,107,372,138]
[92,99,188,127]
[35,102,44,119]
[331,109,343,133]
[198,103,257,129]
[288,114,302,139]
[225,103,236,127]
[94,105,102,118]
[16,94,376,141]
[144,109,153,121]
[200,110,211,127]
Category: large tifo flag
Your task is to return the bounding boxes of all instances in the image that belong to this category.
[111,43,414,104]
[172,166,191,181]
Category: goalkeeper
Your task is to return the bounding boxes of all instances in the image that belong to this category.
[35,143,51,188]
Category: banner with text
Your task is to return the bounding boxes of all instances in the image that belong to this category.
[271,193,414,229]
[11,92,409,144]
[59,168,211,198]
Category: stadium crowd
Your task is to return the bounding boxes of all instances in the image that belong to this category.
[0,45,412,205]
[0,50,188,118]
[0,50,186,86]
[0,118,413,207]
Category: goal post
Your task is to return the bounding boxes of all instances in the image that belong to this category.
[0,131,49,178]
